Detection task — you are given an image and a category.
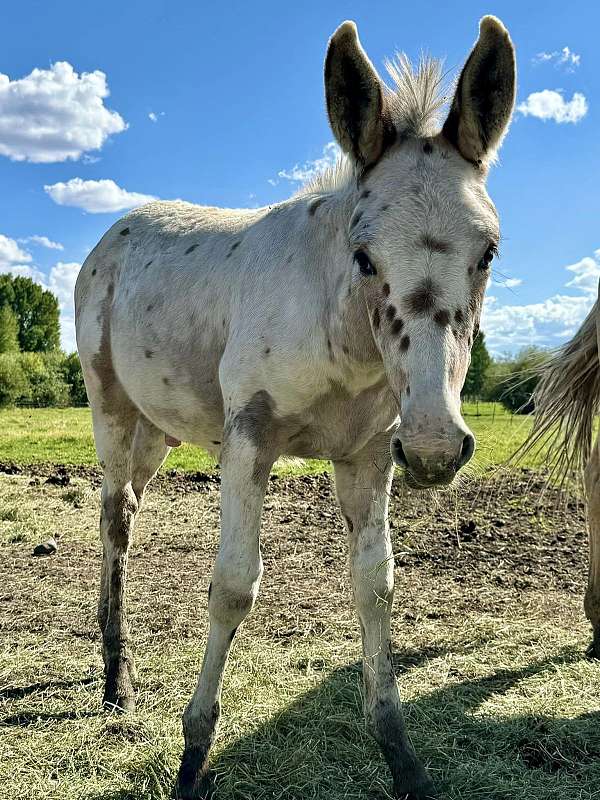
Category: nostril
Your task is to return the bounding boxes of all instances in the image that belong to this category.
[458,434,475,468]
[392,438,409,468]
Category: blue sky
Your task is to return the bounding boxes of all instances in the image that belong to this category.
[0,0,598,355]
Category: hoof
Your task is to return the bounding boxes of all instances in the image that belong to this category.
[585,638,600,660]
[103,693,136,713]
[393,770,437,800]
[177,748,213,800]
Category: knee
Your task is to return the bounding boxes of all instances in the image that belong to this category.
[351,541,394,612]
[101,484,138,549]
[209,556,262,627]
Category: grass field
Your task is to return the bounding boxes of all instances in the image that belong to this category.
[2,404,598,800]
[0,402,537,474]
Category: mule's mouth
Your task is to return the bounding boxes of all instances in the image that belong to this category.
[402,467,456,490]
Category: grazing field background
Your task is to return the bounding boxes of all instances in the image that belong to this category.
[0,402,537,474]
[1,403,599,800]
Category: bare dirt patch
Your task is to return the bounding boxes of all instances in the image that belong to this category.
[0,464,597,800]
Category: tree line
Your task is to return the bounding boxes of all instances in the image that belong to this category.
[0,273,546,411]
[0,274,86,406]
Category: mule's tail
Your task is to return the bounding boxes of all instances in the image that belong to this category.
[525,299,600,481]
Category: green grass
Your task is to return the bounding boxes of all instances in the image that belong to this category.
[0,403,535,475]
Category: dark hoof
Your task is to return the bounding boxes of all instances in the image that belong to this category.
[177,748,214,800]
[393,772,437,800]
[103,693,136,713]
[585,638,600,660]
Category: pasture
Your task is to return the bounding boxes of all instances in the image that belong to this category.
[1,404,599,800]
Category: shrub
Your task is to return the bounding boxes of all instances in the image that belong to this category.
[17,352,70,407]
[0,353,29,406]
[488,347,550,414]
[61,352,88,405]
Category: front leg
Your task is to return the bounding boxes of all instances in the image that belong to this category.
[177,410,275,799]
[334,434,436,800]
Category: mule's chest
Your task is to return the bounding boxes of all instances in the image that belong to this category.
[281,380,398,460]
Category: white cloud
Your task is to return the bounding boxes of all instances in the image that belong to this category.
[44,177,158,213]
[493,277,522,289]
[273,141,341,185]
[533,47,581,71]
[20,235,64,251]
[47,261,80,352]
[0,234,31,269]
[517,90,588,124]
[148,111,164,123]
[482,250,600,355]
[0,232,80,351]
[0,62,127,163]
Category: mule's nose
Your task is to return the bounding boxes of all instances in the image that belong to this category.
[390,431,476,488]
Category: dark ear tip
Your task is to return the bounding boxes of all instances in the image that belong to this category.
[330,20,359,45]
[479,15,512,44]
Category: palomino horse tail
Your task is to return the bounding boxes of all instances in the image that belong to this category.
[525,298,600,482]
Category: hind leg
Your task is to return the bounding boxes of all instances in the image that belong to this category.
[95,410,169,711]
[584,436,600,658]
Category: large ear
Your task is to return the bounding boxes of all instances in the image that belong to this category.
[442,16,516,166]
[325,21,395,169]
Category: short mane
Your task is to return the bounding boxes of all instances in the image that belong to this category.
[301,55,447,198]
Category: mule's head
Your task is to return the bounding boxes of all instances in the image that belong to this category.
[325,16,516,488]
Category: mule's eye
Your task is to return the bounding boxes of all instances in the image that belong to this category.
[478,245,496,271]
[355,250,377,276]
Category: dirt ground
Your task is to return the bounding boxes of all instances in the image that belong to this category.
[1,463,598,800]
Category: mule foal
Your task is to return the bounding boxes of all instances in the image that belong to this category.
[334,434,435,799]
[178,424,272,798]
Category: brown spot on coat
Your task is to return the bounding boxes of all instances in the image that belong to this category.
[386,305,396,322]
[185,244,199,255]
[264,347,270,356]
[420,234,450,254]
[120,227,130,236]
[373,308,380,329]
[382,283,390,297]
[423,142,433,154]
[400,335,410,352]
[360,190,371,199]
[144,260,153,269]
[455,309,464,324]
[145,349,153,359]
[391,318,404,336]
[404,278,439,315]
[433,309,450,327]
[91,268,97,276]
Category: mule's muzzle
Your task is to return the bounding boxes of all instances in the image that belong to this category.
[391,433,475,489]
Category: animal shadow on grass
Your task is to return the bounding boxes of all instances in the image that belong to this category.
[112,644,598,800]
[30,648,595,800]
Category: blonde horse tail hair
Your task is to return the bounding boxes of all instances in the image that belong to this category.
[525,298,600,482]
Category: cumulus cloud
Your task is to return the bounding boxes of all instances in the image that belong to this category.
[0,232,80,351]
[20,235,64,251]
[271,141,341,186]
[0,62,127,163]
[0,234,31,269]
[44,177,158,213]
[47,261,81,352]
[517,90,588,123]
[483,250,600,355]
[533,46,581,71]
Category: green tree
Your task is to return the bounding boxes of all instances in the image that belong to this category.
[462,331,491,398]
[0,305,20,353]
[61,352,88,405]
[0,274,60,352]
[486,346,549,413]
